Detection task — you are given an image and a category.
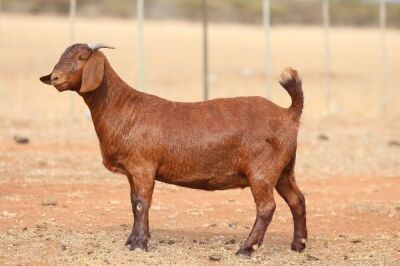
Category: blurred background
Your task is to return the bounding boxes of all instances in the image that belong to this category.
[1,0,400,120]
[0,1,399,265]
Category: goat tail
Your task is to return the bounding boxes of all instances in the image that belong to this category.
[279,67,303,119]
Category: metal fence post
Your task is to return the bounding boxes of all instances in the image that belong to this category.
[136,0,145,91]
[202,0,209,101]
[69,0,76,116]
[0,0,2,112]
[379,0,388,115]
[263,0,273,98]
[322,0,333,113]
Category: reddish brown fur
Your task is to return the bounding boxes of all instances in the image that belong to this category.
[40,44,307,256]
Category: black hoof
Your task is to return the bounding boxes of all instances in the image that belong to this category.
[291,241,306,252]
[235,247,254,257]
[125,235,148,251]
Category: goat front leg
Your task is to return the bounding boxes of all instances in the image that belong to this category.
[125,173,155,251]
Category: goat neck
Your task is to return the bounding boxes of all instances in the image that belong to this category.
[80,59,138,121]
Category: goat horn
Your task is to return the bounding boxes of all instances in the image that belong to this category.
[87,43,115,50]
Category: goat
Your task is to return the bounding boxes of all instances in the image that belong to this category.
[40,43,307,256]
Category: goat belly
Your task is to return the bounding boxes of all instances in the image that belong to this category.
[155,173,249,190]
[155,159,249,191]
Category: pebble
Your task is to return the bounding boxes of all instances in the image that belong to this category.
[14,135,29,144]
[387,140,400,147]
[225,239,236,245]
[2,211,16,218]
[318,134,329,141]
[209,255,221,261]
[42,198,58,206]
[36,224,47,229]
[167,240,175,245]
[228,223,237,228]
[306,254,320,261]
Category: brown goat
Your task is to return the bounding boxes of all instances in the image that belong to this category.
[40,43,307,256]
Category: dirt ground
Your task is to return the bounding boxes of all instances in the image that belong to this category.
[1,14,400,265]
[1,118,399,265]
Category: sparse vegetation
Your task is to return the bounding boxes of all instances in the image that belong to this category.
[2,0,400,27]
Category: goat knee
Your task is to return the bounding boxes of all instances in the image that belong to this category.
[257,201,276,220]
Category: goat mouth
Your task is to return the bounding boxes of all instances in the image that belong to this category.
[53,81,69,91]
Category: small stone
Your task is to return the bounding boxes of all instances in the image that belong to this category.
[208,224,217,228]
[199,240,207,244]
[22,227,28,231]
[36,224,47,229]
[350,239,362,244]
[167,240,175,245]
[388,140,400,147]
[14,135,29,144]
[344,255,349,260]
[305,254,320,261]
[61,243,67,250]
[87,249,94,255]
[228,223,237,228]
[159,239,165,244]
[318,134,329,141]
[42,198,58,206]
[91,243,100,248]
[192,239,197,243]
[225,239,236,245]
[209,255,221,261]
[2,211,16,218]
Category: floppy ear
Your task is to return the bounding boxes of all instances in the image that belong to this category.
[80,51,105,93]
[40,74,52,85]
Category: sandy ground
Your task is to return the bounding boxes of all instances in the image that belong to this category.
[0,118,399,265]
[1,14,400,265]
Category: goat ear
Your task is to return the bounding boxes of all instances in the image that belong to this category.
[40,74,52,85]
[80,51,105,93]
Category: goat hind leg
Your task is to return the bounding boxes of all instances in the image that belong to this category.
[276,172,307,252]
[236,178,276,256]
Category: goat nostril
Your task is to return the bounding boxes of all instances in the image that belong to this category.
[51,74,59,82]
